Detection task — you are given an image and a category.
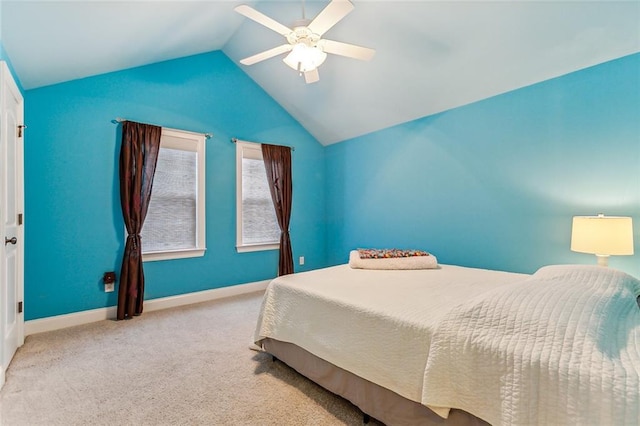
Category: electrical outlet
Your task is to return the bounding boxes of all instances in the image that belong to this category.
[103,271,116,293]
[299,256,305,266]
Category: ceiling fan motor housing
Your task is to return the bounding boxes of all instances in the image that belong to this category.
[287,25,321,48]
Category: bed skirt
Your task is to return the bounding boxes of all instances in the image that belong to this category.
[262,338,487,426]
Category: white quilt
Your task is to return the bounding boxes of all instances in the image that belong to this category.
[254,264,527,404]
[421,264,640,425]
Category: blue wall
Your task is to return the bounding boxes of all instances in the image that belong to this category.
[326,53,640,277]
[24,51,326,320]
[23,51,640,320]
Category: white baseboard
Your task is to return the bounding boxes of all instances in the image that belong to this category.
[24,280,270,336]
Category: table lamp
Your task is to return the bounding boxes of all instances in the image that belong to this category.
[571,214,634,267]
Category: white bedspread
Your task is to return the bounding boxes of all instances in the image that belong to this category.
[254,264,527,404]
[422,264,640,425]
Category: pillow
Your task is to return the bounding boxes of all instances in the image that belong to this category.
[533,264,640,310]
[349,250,438,270]
[356,248,430,259]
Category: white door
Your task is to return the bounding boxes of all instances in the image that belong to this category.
[0,61,24,389]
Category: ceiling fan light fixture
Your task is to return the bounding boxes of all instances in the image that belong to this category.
[283,43,327,73]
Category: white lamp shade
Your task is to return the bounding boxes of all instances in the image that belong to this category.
[571,215,634,256]
[283,44,327,72]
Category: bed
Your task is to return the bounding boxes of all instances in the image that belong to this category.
[253,259,640,425]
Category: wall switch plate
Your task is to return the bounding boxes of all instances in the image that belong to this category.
[299,256,305,266]
[105,283,115,292]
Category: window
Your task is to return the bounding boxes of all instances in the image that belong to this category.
[141,128,206,261]
[236,140,280,252]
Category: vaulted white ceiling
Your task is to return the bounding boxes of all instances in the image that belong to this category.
[2,1,639,145]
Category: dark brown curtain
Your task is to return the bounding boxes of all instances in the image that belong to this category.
[117,121,162,320]
[261,143,294,276]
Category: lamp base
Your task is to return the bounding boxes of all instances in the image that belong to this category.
[595,254,609,267]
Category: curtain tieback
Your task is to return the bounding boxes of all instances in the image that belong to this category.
[126,233,142,250]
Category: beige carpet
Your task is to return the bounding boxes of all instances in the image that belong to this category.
[0,291,380,425]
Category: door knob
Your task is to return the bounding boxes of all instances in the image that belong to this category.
[5,236,17,245]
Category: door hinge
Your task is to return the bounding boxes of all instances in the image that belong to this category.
[18,301,23,314]
[17,124,26,138]
[18,213,23,225]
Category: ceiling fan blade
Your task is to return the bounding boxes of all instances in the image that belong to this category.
[234,5,292,36]
[304,69,320,84]
[320,39,375,61]
[240,44,293,66]
[307,0,354,37]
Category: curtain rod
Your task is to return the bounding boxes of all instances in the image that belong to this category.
[113,118,212,139]
[231,137,295,151]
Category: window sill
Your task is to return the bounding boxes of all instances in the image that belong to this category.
[143,248,206,262]
[236,243,279,253]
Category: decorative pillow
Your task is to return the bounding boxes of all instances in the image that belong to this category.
[349,250,438,270]
[357,248,430,259]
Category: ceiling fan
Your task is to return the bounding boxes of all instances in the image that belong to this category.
[234,0,375,84]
